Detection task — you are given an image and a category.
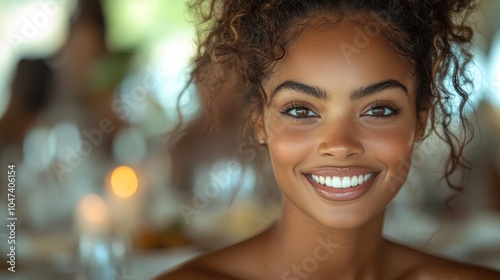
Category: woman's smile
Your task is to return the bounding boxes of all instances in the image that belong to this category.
[302,165,380,200]
[309,172,375,189]
[305,170,379,201]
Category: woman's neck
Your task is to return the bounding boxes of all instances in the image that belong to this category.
[263,201,388,280]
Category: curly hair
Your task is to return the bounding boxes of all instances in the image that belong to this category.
[171,0,476,195]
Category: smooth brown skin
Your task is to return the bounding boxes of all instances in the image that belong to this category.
[156,19,500,280]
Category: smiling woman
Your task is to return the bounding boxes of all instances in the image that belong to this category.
[256,20,423,231]
[157,0,500,279]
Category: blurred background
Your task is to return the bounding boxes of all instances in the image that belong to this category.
[0,0,499,279]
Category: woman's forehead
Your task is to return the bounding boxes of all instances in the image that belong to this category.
[264,19,415,96]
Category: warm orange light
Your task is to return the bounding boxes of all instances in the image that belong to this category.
[80,194,108,223]
[110,166,138,198]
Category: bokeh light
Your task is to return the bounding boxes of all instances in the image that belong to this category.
[110,165,139,198]
[79,194,108,224]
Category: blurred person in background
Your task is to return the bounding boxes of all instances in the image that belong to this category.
[0,58,53,148]
[0,0,127,155]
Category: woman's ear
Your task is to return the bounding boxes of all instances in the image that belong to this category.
[252,110,267,145]
[415,109,429,141]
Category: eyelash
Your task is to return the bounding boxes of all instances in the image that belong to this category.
[279,101,401,121]
[280,102,318,120]
[362,101,401,119]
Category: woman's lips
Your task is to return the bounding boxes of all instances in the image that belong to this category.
[305,172,379,201]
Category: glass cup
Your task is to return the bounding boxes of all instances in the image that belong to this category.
[75,233,132,280]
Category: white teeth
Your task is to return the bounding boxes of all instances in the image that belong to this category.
[341,177,350,188]
[310,173,374,189]
[325,176,332,186]
[351,176,358,186]
[332,177,341,188]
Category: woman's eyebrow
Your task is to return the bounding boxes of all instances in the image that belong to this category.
[350,79,408,101]
[271,81,328,100]
[270,79,408,101]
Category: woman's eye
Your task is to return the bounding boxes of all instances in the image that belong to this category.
[363,107,397,117]
[286,107,318,118]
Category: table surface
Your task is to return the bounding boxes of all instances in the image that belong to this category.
[0,247,202,280]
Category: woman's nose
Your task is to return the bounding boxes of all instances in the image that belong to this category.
[316,120,364,160]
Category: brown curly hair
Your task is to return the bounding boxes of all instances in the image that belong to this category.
[171,0,476,194]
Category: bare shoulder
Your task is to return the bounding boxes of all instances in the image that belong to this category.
[422,256,499,279]
[411,257,500,280]
[386,240,500,280]
[152,248,243,280]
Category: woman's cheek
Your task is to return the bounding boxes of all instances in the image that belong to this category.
[264,116,317,174]
[363,125,415,192]
[268,127,316,160]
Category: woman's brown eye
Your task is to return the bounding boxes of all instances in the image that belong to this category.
[286,107,318,118]
[296,108,309,117]
[364,107,397,117]
[371,108,385,116]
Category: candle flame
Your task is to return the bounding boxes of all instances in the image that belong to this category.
[110,166,138,198]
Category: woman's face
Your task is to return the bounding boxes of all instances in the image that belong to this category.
[257,19,426,229]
